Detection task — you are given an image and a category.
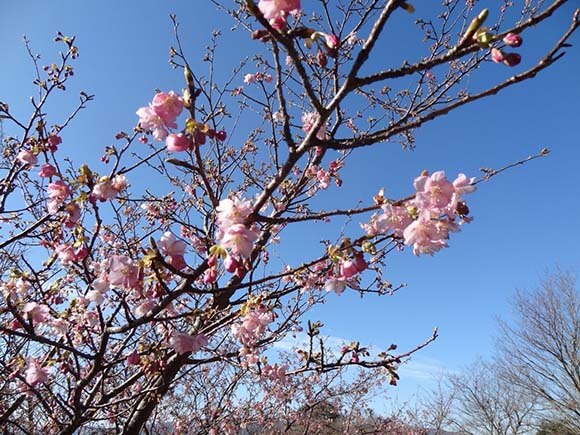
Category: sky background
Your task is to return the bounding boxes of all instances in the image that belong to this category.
[1,0,579,406]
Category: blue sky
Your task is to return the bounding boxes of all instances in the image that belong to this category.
[2,1,579,402]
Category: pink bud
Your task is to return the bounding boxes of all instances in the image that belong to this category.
[193,129,206,146]
[203,267,218,284]
[491,48,504,64]
[502,52,521,67]
[166,133,190,152]
[47,134,62,151]
[216,130,227,142]
[353,254,367,273]
[224,255,239,273]
[503,33,522,47]
[126,351,141,366]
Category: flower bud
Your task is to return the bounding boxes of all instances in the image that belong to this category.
[503,33,522,47]
[502,52,521,67]
[491,48,504,64]
[166,133,191,152]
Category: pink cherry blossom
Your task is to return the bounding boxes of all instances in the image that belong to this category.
[92,175,126,201]
[244,73,256,85]
[158,232,186,257]
[403,210,458,256]
[25,359,50,386]
[324,277,346,295]
[38,163,57,178]
[151,91,183,128]
[216,196,253,228]
[301,111,326,140]
[55,244,76,265]
[17,150,38,166]
[108,255,140,290]
[136,106,168,141]
[257,0,301,20]
[168,332,208,355]
[158,232,187,270]
[22,302,50,325]
[47,134,62,151]
[47,180,70,201]
[414,170,455,212]
[220,224,259,259]
[452,173,476,196]
[340,254,367,279]
[382,204,412,236]
[166,133,191,152]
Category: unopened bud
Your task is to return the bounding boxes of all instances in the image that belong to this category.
[503,33,522,47]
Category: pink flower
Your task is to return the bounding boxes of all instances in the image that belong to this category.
[47,134,62,151]
[22,302,50,325]
[55,244,76,265]
[47,180,70,214]
[257,0,301,20]
[158,232,187,270]
[414,170,455,212]
[324,277,346,295]
[216,196,253,228]
[340,254,367,279]
[166,133,191,152]
[244,73,256,85]
[403,211,458,256]
[108,255,140,290]
[168,332,208,355]
[92,175,126,201]
[221,224,259,259]
[224,255,240,273]
[25,359,50,386]
[452,173,476,196]
[136,106,168,141]
[17,150,38,166]
[302,111,326,140]
[151,91,183,128]
[159,232,186,257]
[47,180,70,201]
[38,163,57,178]
[503,33,522,47]
[134,299,157,317]
[64,203,81,228]
[381,204,412,236]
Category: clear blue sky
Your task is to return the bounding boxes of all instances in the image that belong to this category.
[2,1,579,402]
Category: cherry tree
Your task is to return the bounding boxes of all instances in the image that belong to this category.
[0,0,578,433]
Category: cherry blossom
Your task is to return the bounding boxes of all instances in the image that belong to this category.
[17,149,38,166]
[25,359,50,386]
[168,332,209,355]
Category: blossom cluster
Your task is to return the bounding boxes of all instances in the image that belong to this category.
[136,91,184,141]
[217,196,258,258]
[231,302,275,365]
[168,331,209,355]
[362,171,476,256]
[492,33,523,67]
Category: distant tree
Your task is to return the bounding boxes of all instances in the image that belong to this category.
[535,420,577,435]
[496,271,580,432]
[446,359,537,435]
